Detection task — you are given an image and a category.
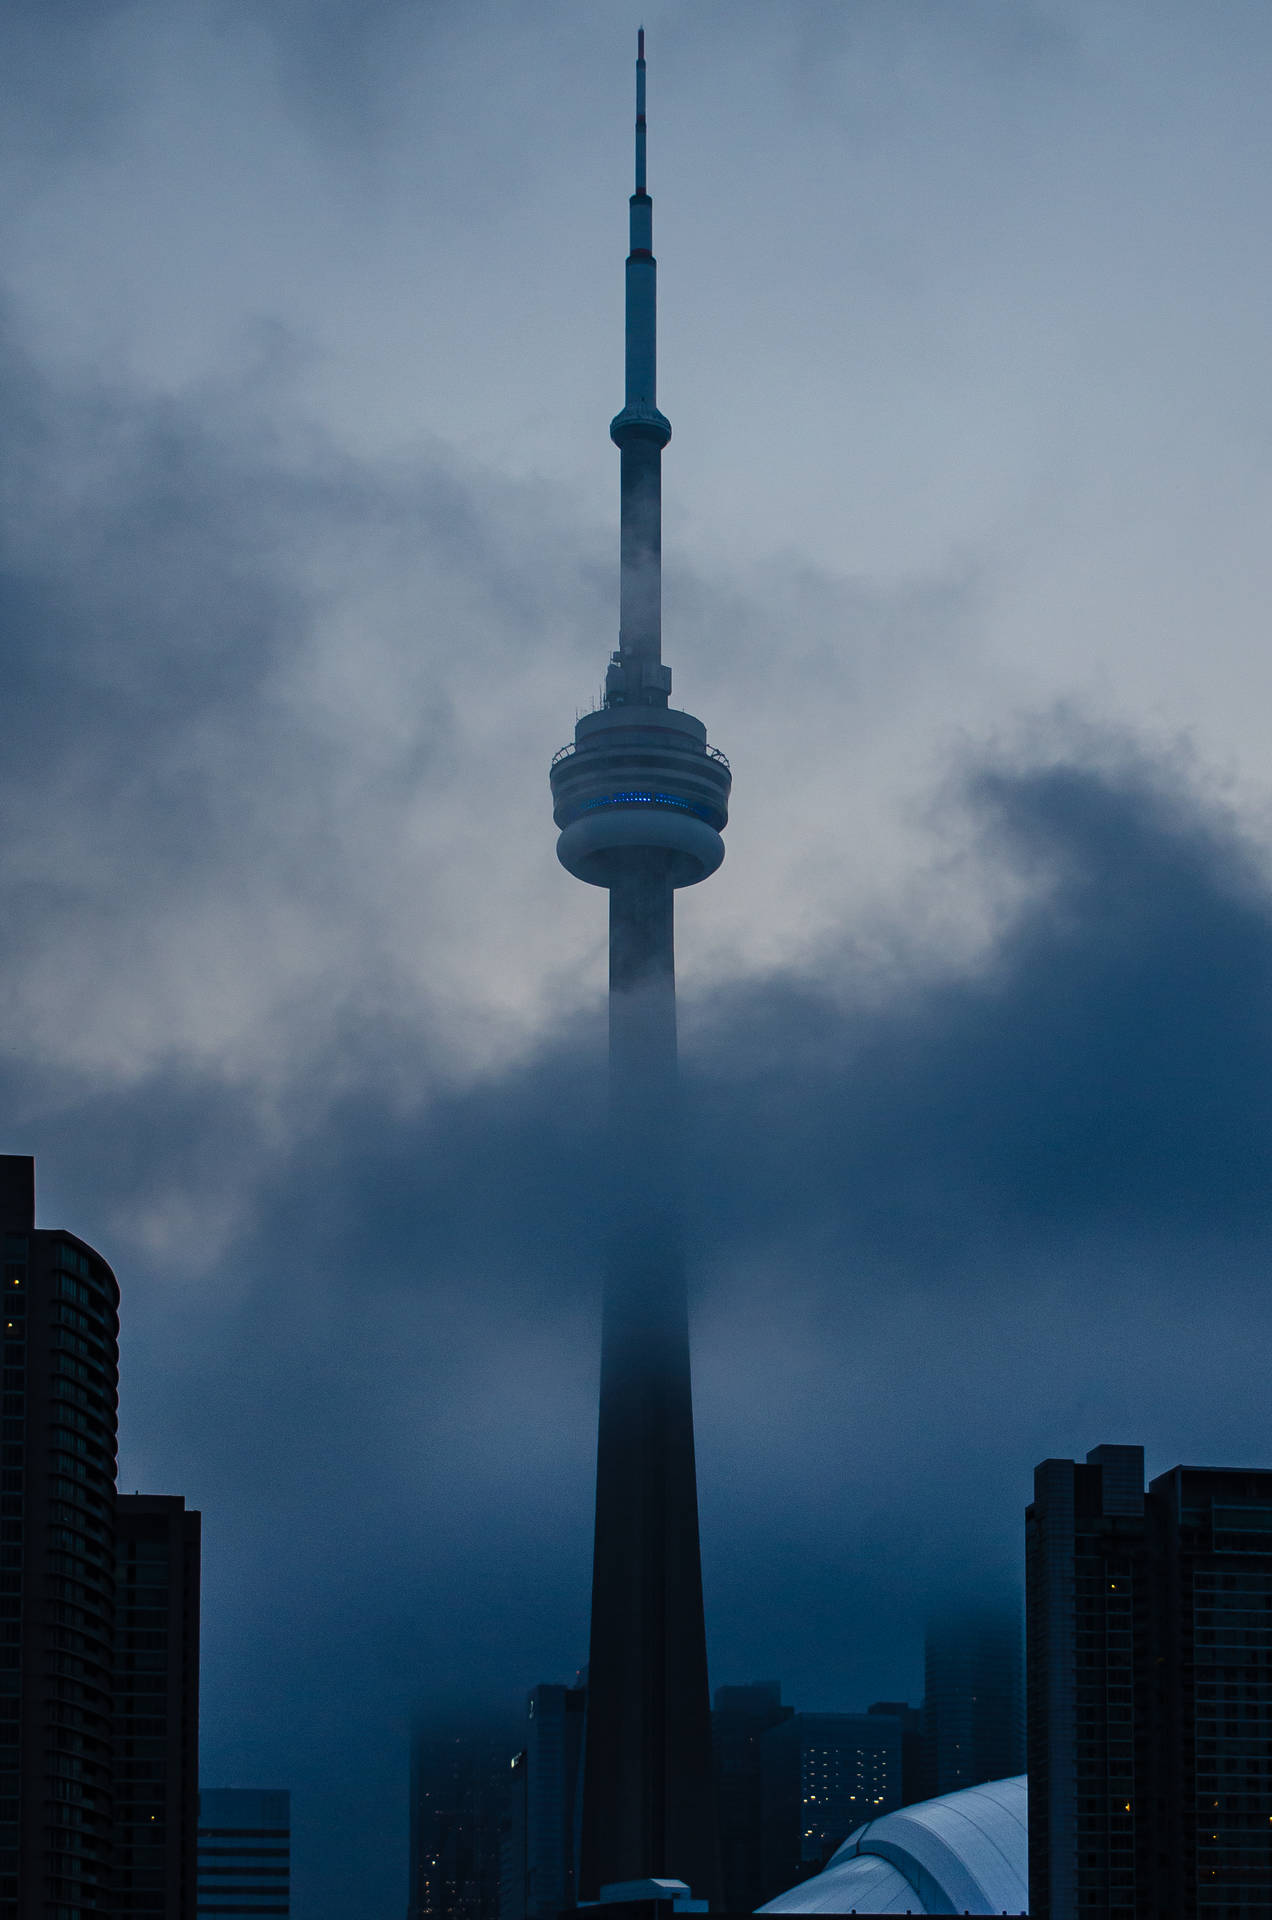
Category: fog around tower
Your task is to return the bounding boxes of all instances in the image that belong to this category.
[4,2,1272,1914]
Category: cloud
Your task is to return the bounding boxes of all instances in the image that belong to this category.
[0,304,625,1089]
[692,729,1272,1250]
[0,1,141,171]
[5,293,1272,1913]
[0,280,997,1099]
[9,698,1272,1911]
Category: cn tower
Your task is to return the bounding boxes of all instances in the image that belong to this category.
[549,32,728,1908]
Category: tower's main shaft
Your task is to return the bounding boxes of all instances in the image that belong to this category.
[584,855,717,1900]
[548,34,729,1908]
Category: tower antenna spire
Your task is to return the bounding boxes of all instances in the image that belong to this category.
[635,27,646,193]
[605,26,671,708]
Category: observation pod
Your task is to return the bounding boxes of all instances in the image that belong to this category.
[550,705,731,889]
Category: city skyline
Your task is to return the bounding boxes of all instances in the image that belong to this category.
[5,4,1272,1916]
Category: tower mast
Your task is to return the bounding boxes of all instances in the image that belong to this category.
[609,22,671,707]
[549,32,729,1907]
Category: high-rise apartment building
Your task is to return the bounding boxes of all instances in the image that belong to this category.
[922,1602,1025,1800]
[2,1155,201,1920]
[406,1726,512,1920]
[114,1494,201,1918]
[524,1683,584,1920]
[498,1683,586,1920]
[498,1748,528,1920]
[866,1701,924,1809]
[197,1789,290,1917]
[713,1682,793,1914]
[759,1711,902,1902]
[2,1154,120,1920]
[1027,1442,1272,1918]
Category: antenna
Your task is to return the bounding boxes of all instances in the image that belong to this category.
[635,28,646,194]
[608,25,670,691]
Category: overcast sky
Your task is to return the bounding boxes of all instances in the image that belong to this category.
[5,2,1272,1913]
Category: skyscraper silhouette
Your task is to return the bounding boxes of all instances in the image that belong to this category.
[2,1155,202,1920]
[197,1790,291,1917]
[921,1603,1025,1801]
[759,1712,903,1900]
[713,1683,792,1913]
[548,33,729,1907]
[1028,1444,1272,1918]
[2,1154,119,1919]
[406,1724,510,1920]
[113,1494,201,1919]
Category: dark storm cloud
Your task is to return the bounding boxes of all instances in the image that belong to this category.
[0,300,619,1091]
[12,709,1272,1909]
[1,316,291,765]
[678,741,1272,1713]
[690,739,1272,1251]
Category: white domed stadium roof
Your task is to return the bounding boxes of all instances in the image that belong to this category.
[758,1774,1028,1916]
